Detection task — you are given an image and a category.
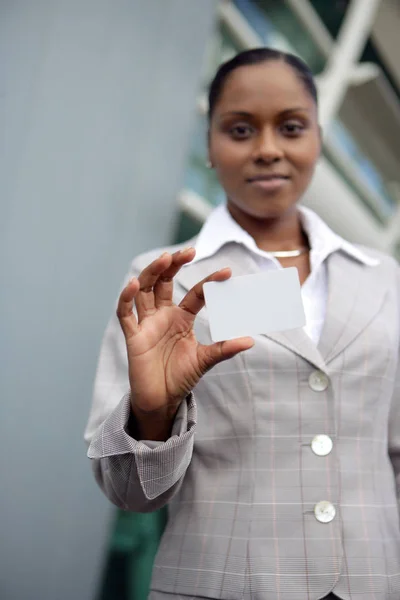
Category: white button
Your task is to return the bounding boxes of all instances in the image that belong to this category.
[311,434,333,457]
[314,501,336,523]
[309,370,330,392]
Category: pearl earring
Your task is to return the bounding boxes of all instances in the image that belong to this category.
[206,160,213,169]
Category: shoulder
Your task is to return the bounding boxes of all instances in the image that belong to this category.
[352,245,400,299]
[354,244,399,271]
[129,236,199,273]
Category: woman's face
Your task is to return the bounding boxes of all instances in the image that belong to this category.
[208,60,321,220]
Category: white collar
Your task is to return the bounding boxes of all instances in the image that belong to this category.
[190,203,379,268]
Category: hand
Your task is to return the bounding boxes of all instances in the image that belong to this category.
[117,248,254,438]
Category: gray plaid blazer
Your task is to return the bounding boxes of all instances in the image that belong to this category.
[86,240,400,600]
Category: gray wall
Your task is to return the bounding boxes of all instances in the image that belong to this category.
[0,1,216,599]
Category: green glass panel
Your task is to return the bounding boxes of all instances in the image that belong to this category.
[97,509,167,600]
[309,0,348,38]
[173,210,203,244]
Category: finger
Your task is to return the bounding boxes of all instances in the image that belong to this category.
[135,253,173,320]
[154,247,196,309]
[116,277,140,339]
[179,267,232,316]
[198,337,255,373]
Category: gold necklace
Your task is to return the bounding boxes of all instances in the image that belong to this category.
[268,247,309,258]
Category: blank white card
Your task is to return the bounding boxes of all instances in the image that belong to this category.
[203,267,306,342]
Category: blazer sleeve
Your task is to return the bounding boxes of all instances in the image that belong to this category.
[84,260,197,512]
[388,266,400,510]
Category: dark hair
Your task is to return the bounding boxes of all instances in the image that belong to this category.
[208,47,318,121]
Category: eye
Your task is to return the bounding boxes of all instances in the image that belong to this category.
[281,120,306,136]
[228,123,254,140]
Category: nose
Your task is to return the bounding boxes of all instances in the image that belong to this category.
[252,128,283,165]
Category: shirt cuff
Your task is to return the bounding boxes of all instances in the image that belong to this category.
[87,392,197,500]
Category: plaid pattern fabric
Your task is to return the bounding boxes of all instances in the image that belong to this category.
[86,241,400,600]
[147,594,340,599]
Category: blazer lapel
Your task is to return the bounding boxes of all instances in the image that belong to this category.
[177,242,260,297]
[318,251,386,364]
[264,328,327,372]
[176,243,327,371]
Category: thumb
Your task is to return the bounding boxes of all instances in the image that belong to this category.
[198,337,254,373]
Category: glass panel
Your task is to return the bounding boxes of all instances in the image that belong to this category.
[309,0,349,38]
[173,210,203,243]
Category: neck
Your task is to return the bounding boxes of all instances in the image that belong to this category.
[227,202,308,252]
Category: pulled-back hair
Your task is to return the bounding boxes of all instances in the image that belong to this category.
[208,47,318,121]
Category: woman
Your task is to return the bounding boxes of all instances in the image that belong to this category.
[85,49,400,600]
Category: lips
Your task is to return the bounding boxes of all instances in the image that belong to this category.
[246,174,290,192]
[246,174,290,182]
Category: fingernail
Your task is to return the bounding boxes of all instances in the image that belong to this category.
[181,246,195,253]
